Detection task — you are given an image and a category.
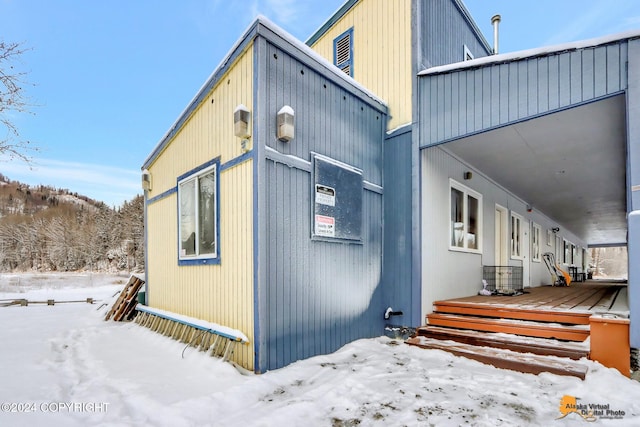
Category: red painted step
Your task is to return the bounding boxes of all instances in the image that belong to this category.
[406,336,588,379]
[416,325,589,359]
[432,300,592,325]
[426,313,590,342]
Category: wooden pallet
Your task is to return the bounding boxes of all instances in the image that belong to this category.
[104,275,145,321]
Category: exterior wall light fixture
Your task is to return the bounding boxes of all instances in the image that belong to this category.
[142,169,152,191]
[234,104,251,139]
[277,105,295,142]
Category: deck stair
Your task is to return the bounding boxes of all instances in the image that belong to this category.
[405,289,612,378]
[406,335,589,379]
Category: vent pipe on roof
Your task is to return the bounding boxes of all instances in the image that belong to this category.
[491,14,501,55]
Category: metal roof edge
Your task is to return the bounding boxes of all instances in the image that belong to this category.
[453,0,493,55]
[305,0,360,46]
[143,14,387,170]
[419,29,640,77]
[255,16,387,110]
[142,20,261,169]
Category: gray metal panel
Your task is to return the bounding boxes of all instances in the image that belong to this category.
[417,0,491,70]
[570,51,583,105]
[419,40,630,147]
[258,39,386,371]
[253,36,269,374]
[382,128,416,326]
[263,41,384,185]
[538,57,549,112]
[629,39,640,211]
[263,161,384,370]
[607,44,621,93]
[627,40,640,347]
[594,46,608,97]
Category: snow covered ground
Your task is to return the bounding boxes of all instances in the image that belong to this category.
[1,273,639,427]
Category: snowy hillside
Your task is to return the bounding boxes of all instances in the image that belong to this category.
[0,273,639,426]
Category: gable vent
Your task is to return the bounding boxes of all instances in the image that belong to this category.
[335,33,351,66]
[333,28,353,76]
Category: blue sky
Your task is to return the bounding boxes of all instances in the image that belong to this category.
[1,0,639,207]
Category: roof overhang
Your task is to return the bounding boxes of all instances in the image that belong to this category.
[444,94,627,246]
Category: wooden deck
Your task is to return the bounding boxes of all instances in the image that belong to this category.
[436,281,625,316]
[406,281,628,378]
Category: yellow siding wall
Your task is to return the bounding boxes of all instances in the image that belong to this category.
[310,0,411,130]
[145,45,254,370]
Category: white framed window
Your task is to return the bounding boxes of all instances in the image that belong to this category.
[463,44,474,61]
[449,179,482,253]
[555,235,562,262]
[546,229,553,246]
[177,160,219,265]
[531,223,541,262]
[563,239,575,265]
[510,212,524,260]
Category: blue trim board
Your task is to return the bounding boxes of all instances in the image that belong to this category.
[629,211,640,348]
[178,257,221,266]
[306,0,359,46]
[256,22,387,113]
[146,153,253,206]
[252,37,264,373]
[451,0,492,55]
[220,150,253,172]
[143,23,260,169]
[143,191,150,305]
[144,14,387,171]
[419,91,626,149]
[147,186,177,205]
[386,124,412,139]
[178,156,221,181]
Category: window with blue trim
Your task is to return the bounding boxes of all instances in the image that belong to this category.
[334,28,353,76]
[178,161,219,264]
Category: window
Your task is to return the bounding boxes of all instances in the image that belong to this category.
[532,223,541,262]
[511,212,524,259]
[449,179,482,252]
[334,28,353,76]
[463,45,474,61]
[177,160,219,264]
[563,239,575,265]
[312,154,362,243]
[546,229,553,246]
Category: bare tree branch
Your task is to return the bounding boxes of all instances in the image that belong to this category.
[0,40,37,163]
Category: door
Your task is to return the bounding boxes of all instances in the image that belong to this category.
[495,205,508,265]
[522,219,530,287]
[495,205,509,291]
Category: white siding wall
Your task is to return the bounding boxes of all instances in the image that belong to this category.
[420,146,586,319]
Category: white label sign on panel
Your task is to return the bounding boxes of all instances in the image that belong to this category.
[315,214,335,237]
[315,185,336,206]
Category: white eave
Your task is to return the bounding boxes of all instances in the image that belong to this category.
[419,29,640,77]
